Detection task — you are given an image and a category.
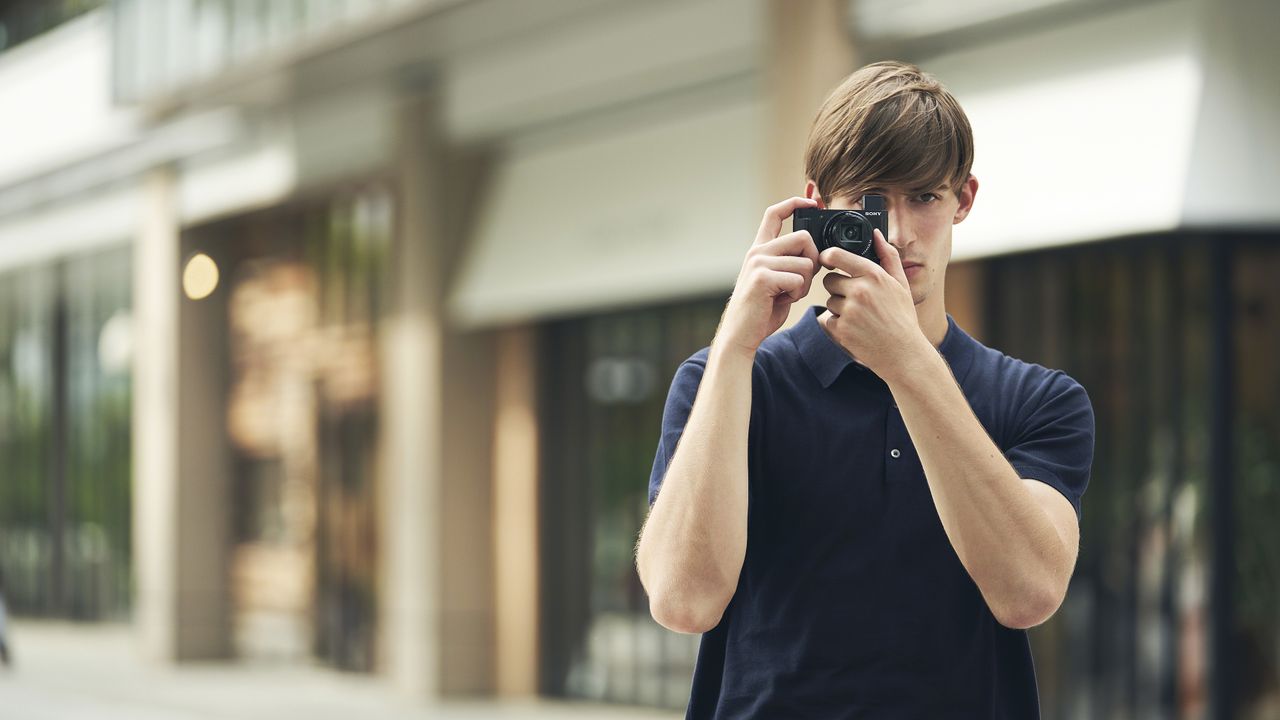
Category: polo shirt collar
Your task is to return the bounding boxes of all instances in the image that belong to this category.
[791,305,976,389]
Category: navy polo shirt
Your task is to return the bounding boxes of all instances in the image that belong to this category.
[647,305,1094,719]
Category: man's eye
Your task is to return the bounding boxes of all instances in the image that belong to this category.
[915,192,941,203]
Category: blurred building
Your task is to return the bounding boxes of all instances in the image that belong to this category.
[0,0,1277,718]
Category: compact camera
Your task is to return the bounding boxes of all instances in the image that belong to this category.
[792,194,888,263]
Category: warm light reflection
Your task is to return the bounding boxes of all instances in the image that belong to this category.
[183,253,219,300]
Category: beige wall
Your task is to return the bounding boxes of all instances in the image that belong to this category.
[944,260,987,343]
[439,322,499,694]
[491,327,539,697]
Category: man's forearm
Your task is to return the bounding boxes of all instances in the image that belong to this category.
[637,341,753,633]
[884,341,1073,628]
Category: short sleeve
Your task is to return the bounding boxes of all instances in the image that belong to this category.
[647,350,710,507]
[1004,372,1095,523]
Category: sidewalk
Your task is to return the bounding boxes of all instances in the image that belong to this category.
[0,621,683,720]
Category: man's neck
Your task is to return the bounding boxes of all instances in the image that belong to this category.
[815,296,949,366]
[917,299,949,348]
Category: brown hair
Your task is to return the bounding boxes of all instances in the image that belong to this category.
[804,61,973,202]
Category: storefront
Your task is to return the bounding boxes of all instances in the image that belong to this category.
[180,184,394,669]
[0,246,133,621]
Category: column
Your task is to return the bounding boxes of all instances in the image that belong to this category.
[760,0,859,329]
[133,166,181,662]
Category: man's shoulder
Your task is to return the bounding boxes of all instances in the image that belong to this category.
[965,337,1090,412]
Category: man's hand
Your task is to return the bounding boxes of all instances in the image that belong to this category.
[818,228,929,381]
[715,197,821,357]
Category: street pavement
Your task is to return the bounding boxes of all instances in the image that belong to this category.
[0,621,682,720]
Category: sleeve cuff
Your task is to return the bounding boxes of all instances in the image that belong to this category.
[1011,463,1082,523]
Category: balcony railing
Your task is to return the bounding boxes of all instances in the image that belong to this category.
[0,0,104,53]
[110,0,427,104]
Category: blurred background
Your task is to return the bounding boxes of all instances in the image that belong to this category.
[0,0,1277,718]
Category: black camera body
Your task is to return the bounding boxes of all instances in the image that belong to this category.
[792,195,888,263]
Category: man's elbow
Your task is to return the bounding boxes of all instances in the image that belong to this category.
[636,546,735,634]
[648,591,728,634]
[993,584,1066,630]
[640,568,732,634]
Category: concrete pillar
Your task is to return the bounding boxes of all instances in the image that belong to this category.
[133,166,181,662]
[377,102,501,698]
[377,88,505,697]
[761,0,859,329]
[378,91,445,698]
[492,326,538,697]
[133,165,234,663]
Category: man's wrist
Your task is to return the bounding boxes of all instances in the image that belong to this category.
[709,337,757,367]
[882,334,947,390]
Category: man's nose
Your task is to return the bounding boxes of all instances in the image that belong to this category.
[886,211,903,248]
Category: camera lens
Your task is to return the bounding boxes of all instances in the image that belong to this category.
[828,212,872,256]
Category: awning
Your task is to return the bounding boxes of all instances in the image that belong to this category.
[448,97,762,329]
[929,0,1203,260]
[930,0,1280,259]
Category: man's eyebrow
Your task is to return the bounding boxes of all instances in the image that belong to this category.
[854,185,948,198]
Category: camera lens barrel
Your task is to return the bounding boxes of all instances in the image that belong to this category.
[828,211,873,257]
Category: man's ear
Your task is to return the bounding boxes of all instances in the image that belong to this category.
[953,174,978,224]
[803,179,827,209]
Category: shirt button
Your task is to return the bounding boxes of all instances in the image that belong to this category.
[890,448,901,459]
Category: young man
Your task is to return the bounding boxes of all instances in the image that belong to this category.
[636,61,1095,718]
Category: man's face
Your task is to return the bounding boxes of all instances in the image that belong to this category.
[808,175,978,307]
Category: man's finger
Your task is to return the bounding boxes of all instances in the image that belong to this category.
[758,254,817,280]
[759,230,819,269]
[873,229,908,289]
[822,269,855,296]
[818,246,881,278]
[755,197,819,245]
